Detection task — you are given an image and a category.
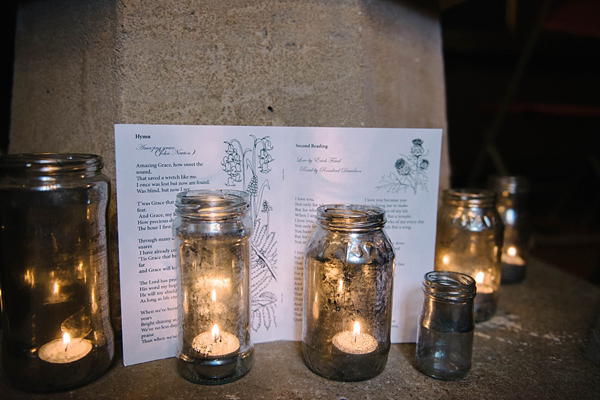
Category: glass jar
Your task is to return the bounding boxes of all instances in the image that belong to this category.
[434,189,504,323]
[302,204,395,381]
[0,153,115,392]
[488,176,531,284]
[174,189,253,384]
[416,271,476,380]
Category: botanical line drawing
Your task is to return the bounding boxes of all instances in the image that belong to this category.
[376,138,429,194]
[222,135,277,332]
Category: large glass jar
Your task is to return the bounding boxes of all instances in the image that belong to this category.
[488,176,531,284]
[416,271,476,380]
[302,204,395,381]
[0,153,115,392]
[434,189,504,322]
[174,190,253,385]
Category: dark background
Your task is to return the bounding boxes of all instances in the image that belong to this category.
[1,0,599,282]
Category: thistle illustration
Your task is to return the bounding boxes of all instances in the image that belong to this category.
[377,138,429,194]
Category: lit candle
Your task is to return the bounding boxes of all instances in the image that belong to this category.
[501,246,526,266]
[38,332,94,387]
[39,332,92,364]
[188,324,241,380]
[332,321,377,355]
[192,324,240,357]
[473,272,498,322]
[330,321,380,381]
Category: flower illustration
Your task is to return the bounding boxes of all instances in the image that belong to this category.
[247,173,258,195]
[222,135,278,333]
[395,158,411,175]
[378,138,429,194]
[262,200,273,213]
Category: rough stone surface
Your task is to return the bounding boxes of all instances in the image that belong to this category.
[2,258,599,398]
[9,0,449,331]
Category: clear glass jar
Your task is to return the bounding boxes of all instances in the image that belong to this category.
[434,189,504,323]
[416,271,476,380]
[174,190,253,384]
[302,204,395,381]
[488,176,531,284]
[0,153,115,392]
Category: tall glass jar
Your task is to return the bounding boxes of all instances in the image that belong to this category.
[174,190,253,385]
[302,204,395,381]
[0,153,115,392]
[488,176,531,284]
[434,189,504,322]
[416,271,476,380]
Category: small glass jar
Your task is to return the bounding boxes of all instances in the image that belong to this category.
[416,271,476,380]
[434,189,504,322]
[488,176,531,284]
[0,153,115,392]
[174,189,253,385]
[302,204,395,381]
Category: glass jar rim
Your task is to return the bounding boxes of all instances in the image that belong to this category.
[488,175,530,194]
[443,188,496,207]
[0,153,103,175]
[175,189,249,220]
[316,204,386,231]
[422,270,476,302]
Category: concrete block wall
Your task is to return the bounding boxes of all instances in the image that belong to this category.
[10,0,449,332]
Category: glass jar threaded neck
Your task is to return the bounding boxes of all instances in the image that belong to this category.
[442,188,496,208]
[0,153,103,178]
[316,204,386,232]
[422,271,476,303]
[175,189,249,221]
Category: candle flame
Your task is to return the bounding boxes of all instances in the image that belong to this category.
[62,332,71,351]
[212,324,220,342]
[211,289,217,302]
[352,321,360,342]
[475,272,485,284]
[507,246,517,257]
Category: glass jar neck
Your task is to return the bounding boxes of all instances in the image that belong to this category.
[316,204,386,232]
[422,271,476,303]
[442,188,496,208]
[0,153,103,178]
[488,175,530,196]
[175,189,249,221]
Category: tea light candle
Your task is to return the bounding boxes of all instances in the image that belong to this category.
[38,332,94,387]
[501,246,527,284]
[192,324,240,357]
[188,324,241,380]
[330,321,380,381]
[502,246,525,266]
[332,322,377,355]
[473,272,497,322]
[39,332,92,364]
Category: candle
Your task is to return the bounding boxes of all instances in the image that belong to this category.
[501,246,527,284]
[186,324,241,380]
[473,272,497,322]
[330,321,380,381]
[192,324,240,357]
[502,246,525,266]
[38,332,93,387]
[39,332,92,363]
[332,322,377,355]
